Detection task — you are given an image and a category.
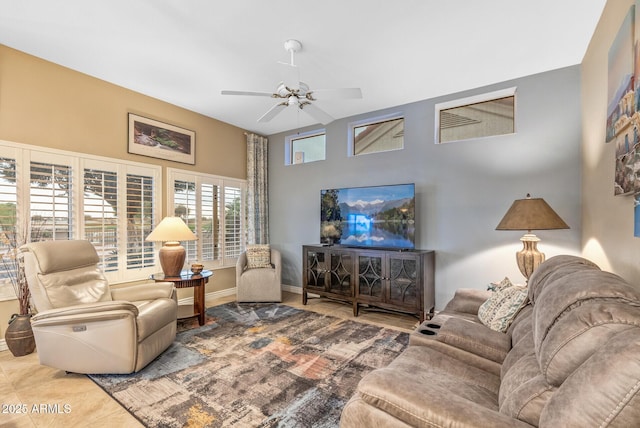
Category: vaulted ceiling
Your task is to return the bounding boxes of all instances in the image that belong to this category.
[0,1,607,135]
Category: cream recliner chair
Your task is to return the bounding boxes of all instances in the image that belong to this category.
[20,240,177,374]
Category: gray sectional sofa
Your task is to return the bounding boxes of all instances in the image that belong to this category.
[340,255,640,427]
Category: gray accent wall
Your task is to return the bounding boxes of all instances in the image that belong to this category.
[268,66,582,309]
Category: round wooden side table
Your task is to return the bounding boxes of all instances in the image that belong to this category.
[151,270,212,326]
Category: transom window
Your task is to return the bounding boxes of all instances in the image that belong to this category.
[285,130,326,165]
[435,87,516,144]
[348,114,404,156]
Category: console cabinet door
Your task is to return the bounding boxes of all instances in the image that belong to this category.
[304,249,328,292]
[327,251,354,296]
[356,253,384,304]
[387,254,420,312]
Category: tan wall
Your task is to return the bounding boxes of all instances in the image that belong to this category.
[581,0,640,285]
[0,45,246,335]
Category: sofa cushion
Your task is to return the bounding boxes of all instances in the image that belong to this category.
[341,394,414,427]
[501,329,534,379]
[539,327,640,426]
[355,346,504,427]
[245,244,272,269]
[478,285,529,332]
[499,354,555,426]
[506,304,532,342]
[538,301,640,386]
[533,268,640,386]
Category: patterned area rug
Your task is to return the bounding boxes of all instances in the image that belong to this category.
[89,302,408,427]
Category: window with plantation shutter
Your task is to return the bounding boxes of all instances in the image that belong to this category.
[84,168,118,272]
[0,157,18,241]
[173,179,198,262]
[224,185,243,258]
[0,158,19,270]
[126,173,155,270]
[168,168,244,268]
[201,183,218,261]
[30,161,73,241]
[0,157,18,296]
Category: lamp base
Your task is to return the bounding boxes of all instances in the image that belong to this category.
[159,241,186,277]
[517,233,545,280]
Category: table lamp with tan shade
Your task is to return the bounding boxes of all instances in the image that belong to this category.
[496,194,569,280]
[145,216,198,277]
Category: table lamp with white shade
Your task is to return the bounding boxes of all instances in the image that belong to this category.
[145,216,197,277]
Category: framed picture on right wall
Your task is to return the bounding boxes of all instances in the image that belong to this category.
[607,5,635,196]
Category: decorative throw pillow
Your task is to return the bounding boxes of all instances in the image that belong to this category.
[487,276,515,292]
[246,244,272,269]
[478,285,529,332]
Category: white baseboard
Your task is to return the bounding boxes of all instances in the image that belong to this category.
[178,286,237,305]
[282,284,302,294]
[0,339,7,352]
[178,285,302,305]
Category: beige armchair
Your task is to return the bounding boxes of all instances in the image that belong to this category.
[236,248,282,302]
[20,240,177,374]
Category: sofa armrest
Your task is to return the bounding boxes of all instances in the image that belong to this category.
[31,301,139,326]
[236,252,248,283]
[435,317,511,363]
[110,281,175,302]
[442,288,492,315]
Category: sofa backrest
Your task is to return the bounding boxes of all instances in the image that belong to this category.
[499,256,640,426]
[533,268,640,385]
[526,254,600,304]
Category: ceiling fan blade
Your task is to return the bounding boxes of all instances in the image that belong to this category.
[221,90,274,97]
[258,103,287,123]
[300,103,335,125]
[309,87,362,100]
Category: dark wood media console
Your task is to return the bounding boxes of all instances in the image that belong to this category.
[302,245,435,321]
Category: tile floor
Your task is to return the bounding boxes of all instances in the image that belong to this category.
[0,291,419,427]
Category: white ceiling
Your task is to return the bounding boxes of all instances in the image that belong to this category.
[0,0,607,136]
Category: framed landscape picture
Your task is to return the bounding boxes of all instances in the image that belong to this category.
[128,113,195,165]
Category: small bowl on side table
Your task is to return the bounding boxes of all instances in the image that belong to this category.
[190,264,204,275]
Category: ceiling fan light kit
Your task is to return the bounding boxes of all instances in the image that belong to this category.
[221,39,362,125]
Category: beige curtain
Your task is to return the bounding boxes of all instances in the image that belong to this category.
[246,133,269,244]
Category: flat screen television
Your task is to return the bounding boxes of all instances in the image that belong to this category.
[320,183,415,249]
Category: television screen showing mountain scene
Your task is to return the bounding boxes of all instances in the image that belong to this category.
[320,183,415,249]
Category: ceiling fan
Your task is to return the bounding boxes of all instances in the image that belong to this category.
[221,39,362,125]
